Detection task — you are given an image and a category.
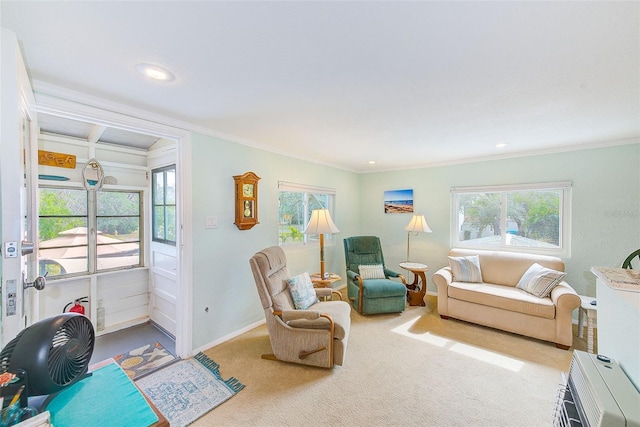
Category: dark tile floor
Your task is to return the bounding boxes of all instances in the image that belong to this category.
[90,322,176,365]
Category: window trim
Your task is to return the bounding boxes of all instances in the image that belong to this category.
[450,181,572,257]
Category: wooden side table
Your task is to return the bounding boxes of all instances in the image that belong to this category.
[310,273,341,288]
[399,262,428,306]
[577,295,597,354]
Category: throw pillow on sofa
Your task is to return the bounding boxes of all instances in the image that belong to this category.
[448,255,483,283]
[287,272,319,309]
[358,264,386,279]
[516,263,567,298]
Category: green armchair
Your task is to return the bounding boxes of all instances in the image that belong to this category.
[343,236,408,314]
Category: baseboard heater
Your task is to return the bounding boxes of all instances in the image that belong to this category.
[553,350,640,426]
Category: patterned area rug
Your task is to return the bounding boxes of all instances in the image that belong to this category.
[113,342,177,380]
[136,352,245,427]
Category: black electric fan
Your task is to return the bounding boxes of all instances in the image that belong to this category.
[0,313,95,405]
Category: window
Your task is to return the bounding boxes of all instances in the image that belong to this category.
[278,181,336,246]
[451,181,571,256]
[151,165,176,245]
[38,187,142,278]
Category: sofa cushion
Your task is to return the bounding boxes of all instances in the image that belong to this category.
[287,272,319,310]
[359,264,385,279]
[448,255,483,283]
[449,249,565,287]
[448,281,556,319]
[516,263,567,298]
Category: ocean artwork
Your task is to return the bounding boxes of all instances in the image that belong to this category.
[384,189,414,213]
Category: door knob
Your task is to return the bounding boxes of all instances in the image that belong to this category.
[23,272,47,291]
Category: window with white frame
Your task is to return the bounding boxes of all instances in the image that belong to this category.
[38,187,142,278]
[278,181,336,246]
[451,181,571,256]
[151,165,176,245]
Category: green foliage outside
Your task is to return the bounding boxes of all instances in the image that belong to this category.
[459,190,560,245]
[38,189,86,241]
[278,190,330,245]
[39,188,140,242]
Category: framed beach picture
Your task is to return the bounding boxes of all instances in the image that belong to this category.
[384,189,414,213]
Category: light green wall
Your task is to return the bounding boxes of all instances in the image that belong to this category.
[190,133,360,349]
[189,136,639,350]
[358,143,640,297]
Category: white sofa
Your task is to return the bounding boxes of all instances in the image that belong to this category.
[432,248,581,349]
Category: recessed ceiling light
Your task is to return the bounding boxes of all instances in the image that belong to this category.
[495,143,508,148]
[136,63,175,82]
[368,160,376,164]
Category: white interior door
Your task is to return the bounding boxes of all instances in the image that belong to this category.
[148,161,178,337]
[1,29,40,346]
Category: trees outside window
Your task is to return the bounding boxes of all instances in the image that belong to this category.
[452,182,571,256]
[38,187,142,278]
[278,182,335,246]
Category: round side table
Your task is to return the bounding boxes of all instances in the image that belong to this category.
[399,262,428,306]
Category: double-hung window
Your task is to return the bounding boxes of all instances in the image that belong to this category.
[38,187,142,278]
[451,181,571,256]
[278,181,336,246]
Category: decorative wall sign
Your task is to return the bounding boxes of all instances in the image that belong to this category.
[38,150,76,169]
[384,189,414,213]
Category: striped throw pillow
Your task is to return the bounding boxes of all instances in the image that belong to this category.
[448,255,483,283]
[358,264,386,279]
[516,263,566,298]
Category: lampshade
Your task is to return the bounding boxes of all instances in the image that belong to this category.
[404,214,432,233]
[304,209,339,280]
[404,214,431,262]
[303,209,340,235]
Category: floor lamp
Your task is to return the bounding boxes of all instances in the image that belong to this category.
[404,214,432,262]
[304,209,340,279]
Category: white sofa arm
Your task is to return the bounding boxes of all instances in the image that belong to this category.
[551,281,581,348]
[433,267,453,318]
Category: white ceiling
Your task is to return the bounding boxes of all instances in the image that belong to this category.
[2,1,638,172]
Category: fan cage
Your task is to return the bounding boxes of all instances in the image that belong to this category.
[0,313,95,396]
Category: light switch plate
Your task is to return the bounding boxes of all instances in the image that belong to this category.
[205,215,218,229]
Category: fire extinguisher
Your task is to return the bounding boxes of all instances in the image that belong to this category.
[64,296,89,315]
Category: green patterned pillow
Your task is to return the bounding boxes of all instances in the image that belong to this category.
[287,272,319,310]
[516,263,566,298]
[448,255,483,283]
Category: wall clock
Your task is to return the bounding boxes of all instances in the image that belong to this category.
[233,171,260,230]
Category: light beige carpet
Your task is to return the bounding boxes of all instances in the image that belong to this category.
[194,295,588,427]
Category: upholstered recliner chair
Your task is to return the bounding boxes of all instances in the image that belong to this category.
[343,236,408,315]
[249,246,351,368]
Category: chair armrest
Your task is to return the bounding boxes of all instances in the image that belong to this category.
[279,309,321,322]
[385,269,407,285]
[346,270,360,282]
[277,309,334,331]
[315,288,343,301]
